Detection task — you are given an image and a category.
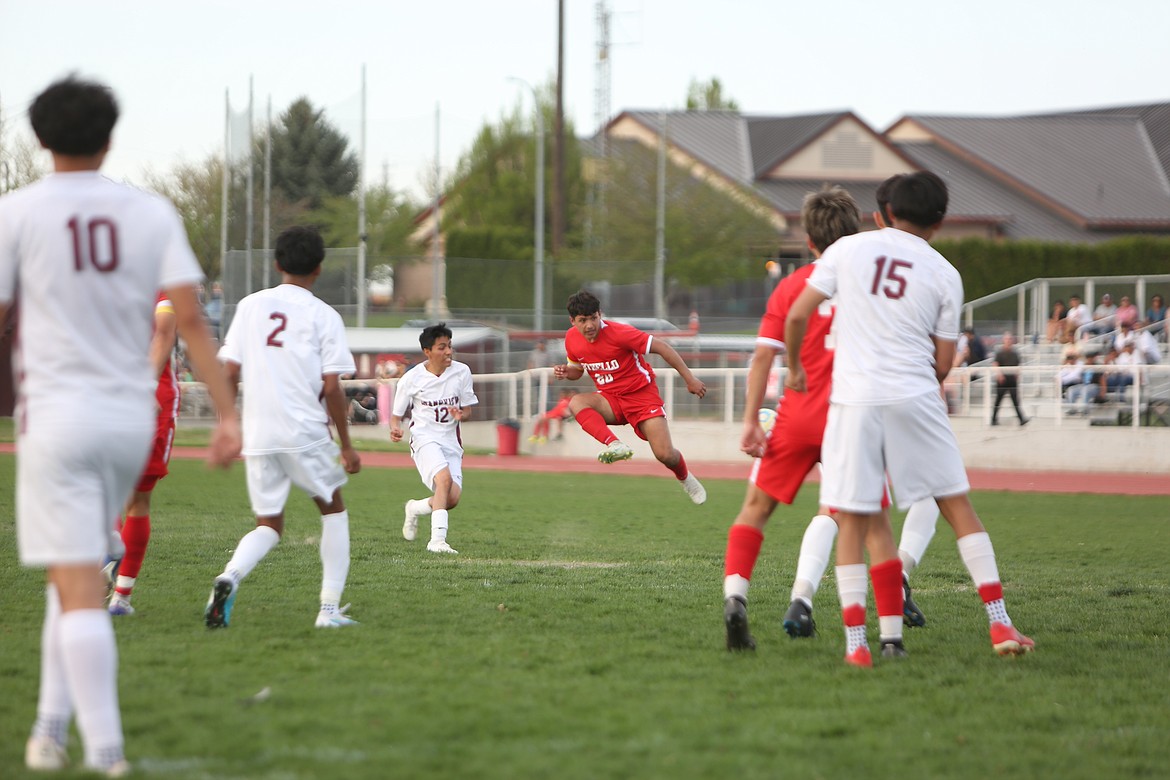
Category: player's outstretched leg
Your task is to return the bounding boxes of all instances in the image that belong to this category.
[403,498,432,541]
[597,441,633,464]
[680,473,706,504]
[723,596,756,651]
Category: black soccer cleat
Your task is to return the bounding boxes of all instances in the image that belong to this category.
[902,575,926,628]
[782,599,816,639]
[724,596,756,651]
[880,639,909,658]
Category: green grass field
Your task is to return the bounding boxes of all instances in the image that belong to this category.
[1,454,1167,779]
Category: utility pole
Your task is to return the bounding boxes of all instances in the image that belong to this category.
[553,0,566,254]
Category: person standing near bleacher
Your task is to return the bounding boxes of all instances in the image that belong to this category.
[990,332,1029,427]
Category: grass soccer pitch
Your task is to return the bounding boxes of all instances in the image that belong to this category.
[0,454,1167,779]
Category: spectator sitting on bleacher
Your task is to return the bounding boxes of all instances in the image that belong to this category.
[1065,353,1105,416]
[1135,323,1161,364]
[1058,351,1083,397]
[1046,300,1068,344]
[1115,296,1139,330]
[1089,293,1117,335]
[1113,321,1137,352]
[1064,295,1091,341]
[350,390,379,424]
[1105,344,1138,401]
[1145,294,1165,339]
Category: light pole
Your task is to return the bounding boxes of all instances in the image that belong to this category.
[509,77,545,333]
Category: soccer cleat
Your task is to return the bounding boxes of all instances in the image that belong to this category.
[844,645,873,668]
[990,622,1035,655]
[723,596,756,651]
[880,639,909,658]
[204,576,237,629]
[903,575,926,627]
[26,736,69,771]
[597,441,634,464]
[402,501,419,541]
[680,474,707,505]
[108,595,135,616]
[782,599,816,638]
[84,759,131,778]
[426,540,459,554]
[101,558,121,597]
[316,603,359,629]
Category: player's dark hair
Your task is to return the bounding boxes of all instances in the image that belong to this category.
[888,171,948,228]
[420,323,453,351]
[29,76,119,156]
[274,226,326,275]
[566,290,601,318]
[801,186,860,253]
[874,173,905,225]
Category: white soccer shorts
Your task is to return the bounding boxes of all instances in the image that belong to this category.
[17,419,153,566]
[245,439,348,516]
[820,390,969,513]
[412,440,464,492]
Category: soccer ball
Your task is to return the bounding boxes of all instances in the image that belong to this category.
[757,407,778,435]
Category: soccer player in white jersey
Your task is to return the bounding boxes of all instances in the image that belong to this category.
[204,226,361,630]
[392,323,479,554]
[785,171,1033,666]
[0,76,241,776]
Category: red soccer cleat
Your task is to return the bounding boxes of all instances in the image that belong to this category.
[844,645,873,668]
[990,622,1035,655]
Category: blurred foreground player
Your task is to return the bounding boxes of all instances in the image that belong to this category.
[0,76,239,775]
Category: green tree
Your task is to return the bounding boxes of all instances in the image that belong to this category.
[270,98,359,209]
[145,156,225,278]
[0,115,46,193]
[685,77,739,112]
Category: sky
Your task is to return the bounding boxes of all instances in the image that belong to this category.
[2,0,1168,201]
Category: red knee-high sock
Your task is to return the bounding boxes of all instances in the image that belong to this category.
[116,515,151,594]
[870,558,904,620]
[667,452,689,480]
[724,525,764,580]
[574,407,617,445]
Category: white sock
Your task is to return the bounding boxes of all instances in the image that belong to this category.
[32,585,72,744]
[430,509,449,543]
[319,511,350,610]
[791,514,837,604]
[407,498,434,516]
[58,609,123,768]
[898,499,939,576]
[113,575,137,595]
[956,531,1001,587]
[225,525,281,583]
[836,563,869,653]
[723,573,749,602]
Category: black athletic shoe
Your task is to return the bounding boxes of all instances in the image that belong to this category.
[782,599,816,639]
[724,596,756,651]
[880,639,909,658]
[903,575,926,628]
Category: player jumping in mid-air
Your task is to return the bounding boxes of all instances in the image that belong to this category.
[785,171,1034,666]
[553,290,707,504]
[205,225,361,630]
[392,323,479,554]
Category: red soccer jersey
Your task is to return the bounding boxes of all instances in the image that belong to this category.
[564,319,656,396]
[759,264,834,438]
[154,293,179,419]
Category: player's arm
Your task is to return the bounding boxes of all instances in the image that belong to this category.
[648,338,706,398]
[741,344,779,457]
[323,373,361,474]
[553,361,584,381]
[933,336,959,384]
[452,404,475,422]
[783,286,829,392]
[149,304,178,380]
[167,283,241,467]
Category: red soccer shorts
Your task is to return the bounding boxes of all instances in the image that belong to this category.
[600,385,666,441]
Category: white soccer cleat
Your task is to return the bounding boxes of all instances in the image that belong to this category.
[83,758,131,778]
[597,441,634,464]
[681,474,707,505]
[316,603,359,629]
[108,594,135,616]
[426,540,459,554]
[26,736,69,771]
[402,501,419,541]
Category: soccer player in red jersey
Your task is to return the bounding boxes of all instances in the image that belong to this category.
[529,388,574,443]
[553,290,708,504]
[106,293,179,615]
